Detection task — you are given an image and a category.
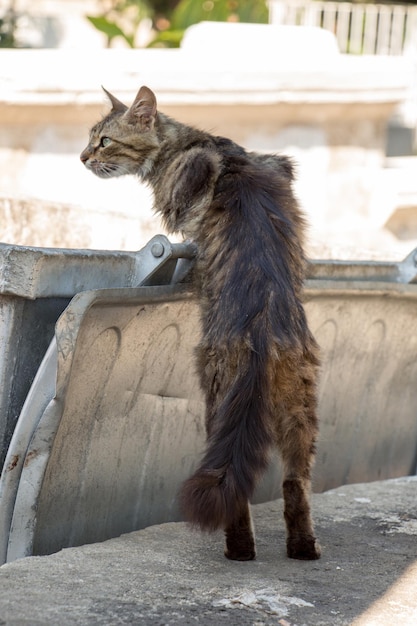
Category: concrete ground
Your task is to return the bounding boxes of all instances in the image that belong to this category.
[0,477,416,626]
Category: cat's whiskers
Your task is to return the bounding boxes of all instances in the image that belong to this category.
[93,161,131,179]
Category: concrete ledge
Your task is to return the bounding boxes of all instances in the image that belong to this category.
[0,47,411,108]
[0,477,416,625]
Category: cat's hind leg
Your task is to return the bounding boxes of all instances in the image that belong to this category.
[282,475,321,560]
[224,500,256,561]
[274,353,321,560]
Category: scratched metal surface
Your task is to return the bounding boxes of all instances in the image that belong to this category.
[305,281,417,490]
[6,286,204,563]
[1,277,416,563]
[1,238,415,476]
[0,235,195,471]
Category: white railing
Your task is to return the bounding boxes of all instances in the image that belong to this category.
[269,1,417,55]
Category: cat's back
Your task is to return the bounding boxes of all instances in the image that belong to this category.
[208,136,305,248]
[211,135,295,179]
[196,135,309,348]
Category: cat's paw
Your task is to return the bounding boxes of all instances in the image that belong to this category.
[224,535,256,561]
[224,546,256,561]
[286,535,321,560]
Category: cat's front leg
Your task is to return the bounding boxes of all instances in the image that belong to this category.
[155,147,222,235]
[224,500,256,561]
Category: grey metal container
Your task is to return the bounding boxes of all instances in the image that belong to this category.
[1,240,417,564]
[0,235,194,469]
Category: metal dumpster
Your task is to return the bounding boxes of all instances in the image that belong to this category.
[0,235,194,470]
[1,240,416,564]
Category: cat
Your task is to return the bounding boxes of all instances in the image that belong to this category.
[80,85,321,562]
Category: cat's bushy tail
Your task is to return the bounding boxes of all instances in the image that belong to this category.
[179,338,273,531]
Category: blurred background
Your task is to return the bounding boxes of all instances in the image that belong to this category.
[0,0,416,257]
[1,3,417,566]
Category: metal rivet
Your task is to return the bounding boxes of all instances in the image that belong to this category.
[151,242,164,258]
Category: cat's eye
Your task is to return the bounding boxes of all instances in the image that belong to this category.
[100,137,112,148]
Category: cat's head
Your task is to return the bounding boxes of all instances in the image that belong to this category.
[80,85,159,179]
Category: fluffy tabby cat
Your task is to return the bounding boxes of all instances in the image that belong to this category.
[81,85,321,562]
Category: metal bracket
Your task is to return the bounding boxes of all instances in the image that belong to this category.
[398,247,417,284]
[132,235,197,287]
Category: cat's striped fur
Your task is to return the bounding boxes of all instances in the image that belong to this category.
[81,86,321,561]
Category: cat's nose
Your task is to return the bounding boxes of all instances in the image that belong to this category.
[80,150,89,164]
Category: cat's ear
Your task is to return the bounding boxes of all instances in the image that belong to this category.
[126,86,157,131]
[102,86,128,114]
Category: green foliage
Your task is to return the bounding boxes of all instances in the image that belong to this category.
[0,10,17,47]
[87,0,152,47]
[87,15,135,47]
[170,0,268,30]
[148,28,184,47]
[87,0,268,48]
